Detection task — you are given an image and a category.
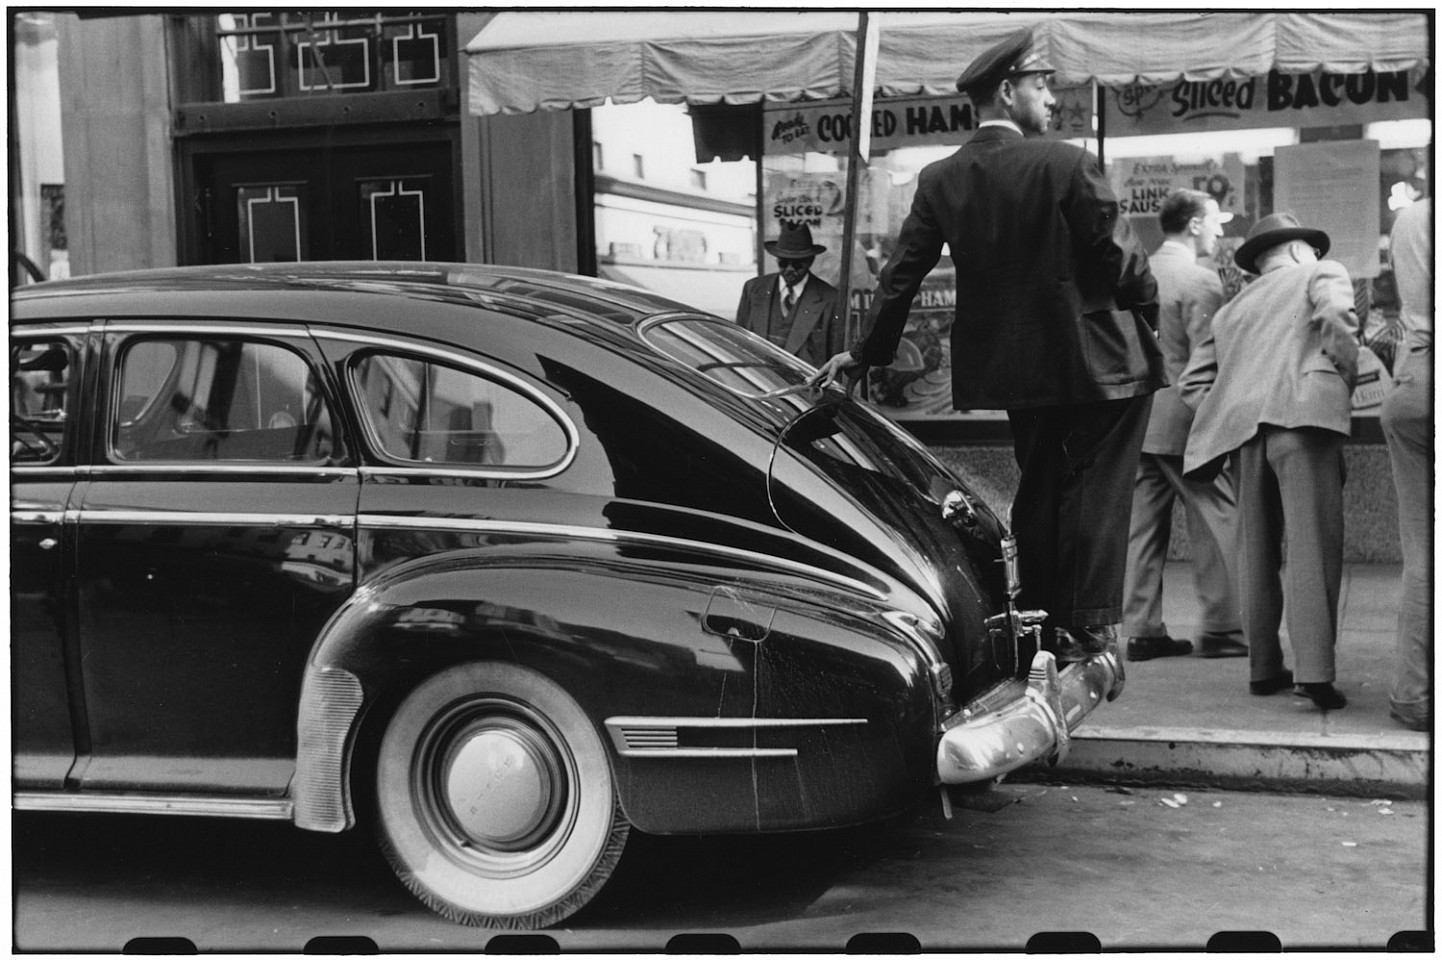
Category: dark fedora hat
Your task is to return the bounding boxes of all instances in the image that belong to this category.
[1233,211,1330,274]
[765,222,826,258]
[955,27,1055,96]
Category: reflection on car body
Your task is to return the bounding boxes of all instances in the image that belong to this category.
[10,261,1123,929]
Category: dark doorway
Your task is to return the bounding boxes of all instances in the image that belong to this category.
[184,134,458,265]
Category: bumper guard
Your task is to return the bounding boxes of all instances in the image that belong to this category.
[936,647,1125,784]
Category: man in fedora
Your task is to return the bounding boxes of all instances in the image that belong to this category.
[812,26,1164,666]
[735,222,841,366]
[1180,211,1360,711]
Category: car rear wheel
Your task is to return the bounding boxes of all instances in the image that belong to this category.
[375,662,629,928]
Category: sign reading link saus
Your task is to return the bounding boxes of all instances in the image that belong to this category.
[765,88,1093,155]
[1109,68,1427,135]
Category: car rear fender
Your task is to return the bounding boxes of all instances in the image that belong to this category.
[290,543,945,834]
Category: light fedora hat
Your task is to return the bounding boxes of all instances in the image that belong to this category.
[1234,211,1330,274]
[765,222,827,258]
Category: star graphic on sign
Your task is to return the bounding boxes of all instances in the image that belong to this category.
[1064,100,1088,128]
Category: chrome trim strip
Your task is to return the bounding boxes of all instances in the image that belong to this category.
[313,328,579,480]
[359,464,565,483]
[360,514,888,601]
[9,466,78,478]
[13,791,294,820]
[607,717,867,729]
[613,747,798,759]
[11,325,90,337]
[11,510,65,524]
[78,510,351,527]
[87,464,358,478]
[103,322,310,338]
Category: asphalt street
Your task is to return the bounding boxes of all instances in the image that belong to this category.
[11,782,1429,953]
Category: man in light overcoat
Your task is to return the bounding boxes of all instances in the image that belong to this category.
[1180,212,1359,711]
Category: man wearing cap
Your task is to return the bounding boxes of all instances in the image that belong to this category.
[736,222,841,366]
[1180,212,1360,711]
[1122,189,1247,663]
[812,27,1165,665]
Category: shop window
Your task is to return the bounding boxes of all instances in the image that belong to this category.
[591,99,758,319]
[208,11,454,102]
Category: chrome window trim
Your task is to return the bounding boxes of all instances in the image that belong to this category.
[103,321,311,338]
[86,464,359,479]
[358,514,888,602]
[78,510,351,527]
[11,325,91,338]
[317,328,580,479]
[14,791,293,820]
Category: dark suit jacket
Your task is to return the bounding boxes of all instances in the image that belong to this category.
[854,125,1165,409]
[735,272,841,366]
[1142,242,1226,456]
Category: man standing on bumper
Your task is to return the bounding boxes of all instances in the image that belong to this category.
[811,28,1165,664]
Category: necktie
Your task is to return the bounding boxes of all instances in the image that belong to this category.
[783,285,796,313]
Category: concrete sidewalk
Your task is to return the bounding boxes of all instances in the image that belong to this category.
[1034,563,1431,799]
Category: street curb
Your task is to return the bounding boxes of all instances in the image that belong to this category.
[1016,726,1431,800]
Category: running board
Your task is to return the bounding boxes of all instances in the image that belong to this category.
[14,791,293,820]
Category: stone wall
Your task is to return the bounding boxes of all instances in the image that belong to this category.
[931,443,1401,563]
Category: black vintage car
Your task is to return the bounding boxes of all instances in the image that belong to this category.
[11,262,1123,928]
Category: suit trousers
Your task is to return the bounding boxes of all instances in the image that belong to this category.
[1235,426,1346,685]
[1122,453,1242,639]
[1007,394,1153,633]
[1381,345,1432,721]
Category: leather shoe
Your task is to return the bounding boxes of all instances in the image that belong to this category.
[1198,632,1248,658]
[1054,625,1116,664]
[1126,635,1193,661]
[1390,709,1429,732]
[1294,682,1347,710]
[1249,669,1293,696]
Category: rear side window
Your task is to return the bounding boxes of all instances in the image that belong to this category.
[642,316,812,397]
[352,353,568,469]
[11,339,73,465]
[112,337,338,463]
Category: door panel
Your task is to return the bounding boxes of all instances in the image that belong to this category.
[195,141,456,264]
[73,327,359,796]
[11,333,85,789]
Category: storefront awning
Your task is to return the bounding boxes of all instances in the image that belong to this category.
[465,11,1431,116]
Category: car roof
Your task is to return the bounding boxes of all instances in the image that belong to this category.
[9,261,709,332]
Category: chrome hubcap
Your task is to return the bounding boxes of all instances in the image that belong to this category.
[441,718,563,850]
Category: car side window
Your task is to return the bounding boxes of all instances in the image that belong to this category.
[11,339,72,465]
[352,352,567,468]
[112,337,337,463]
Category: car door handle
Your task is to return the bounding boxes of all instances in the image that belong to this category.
[38,538,58,550]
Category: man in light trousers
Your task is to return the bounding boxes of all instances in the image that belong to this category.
[1381,196,1431,732]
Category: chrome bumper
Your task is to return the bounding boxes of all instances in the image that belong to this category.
[936,648,1125,784]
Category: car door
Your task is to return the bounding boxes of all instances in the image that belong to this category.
[72,319,360,798]
[11,327,88,789]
